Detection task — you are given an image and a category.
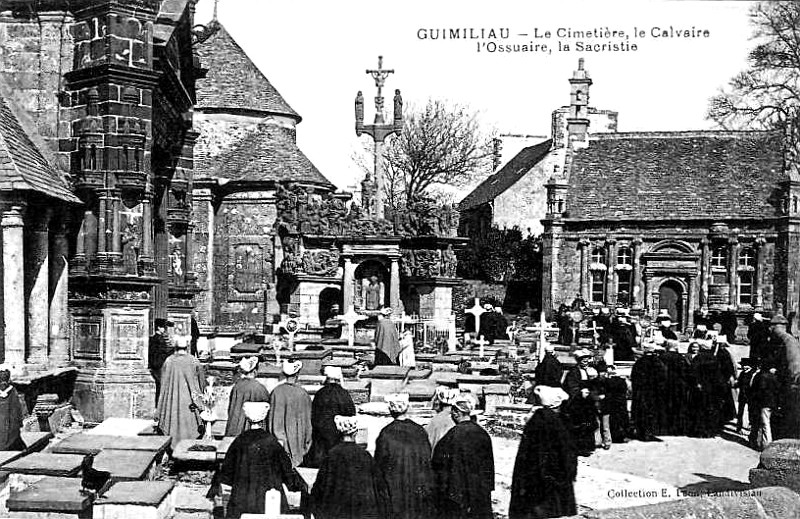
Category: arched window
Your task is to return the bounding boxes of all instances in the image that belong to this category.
[617,247,632,266]
[591,247,605,265]
[711,245,728,285]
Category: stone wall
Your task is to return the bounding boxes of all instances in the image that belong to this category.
[0,11,74,172]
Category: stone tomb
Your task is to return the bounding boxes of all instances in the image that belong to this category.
[482,383,512,415]
[361,366,432,402]
[6,476,93,519]
[94,481,175,519]
[93,449,163,481]
[3,453,84,477]
[51,433,171,457]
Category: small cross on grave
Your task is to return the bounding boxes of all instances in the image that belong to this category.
[283,318,299,351]
[465,298,487,341]
[337,306,368,348]
[589,320,603,347]
[474,335,490,358]
[506,323,519,358]
[526,312,560,361]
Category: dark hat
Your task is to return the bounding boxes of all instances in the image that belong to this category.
[770,314,789,325]
[739,357,753,367]
[154,318,174,328]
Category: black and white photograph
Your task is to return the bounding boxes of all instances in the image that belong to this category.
[0,0,797,517]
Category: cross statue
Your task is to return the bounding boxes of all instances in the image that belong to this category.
[526,312,560,361]
[506,323,519,342]
[337,306,367,348]
[465,298,487,341]
[282,318,299,351]
[589,320,603,347]
[366,55,394,99]
[474,334,490,359]
[271,337,283,366]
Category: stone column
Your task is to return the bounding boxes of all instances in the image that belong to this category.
[728,237,739,306]
[110,193,122,262]
[343,258,355,310]
[755,236,767,310]
[643,274,650,313]
[26,209,51,367]
[390,258,400,310]
[606,238,617,305]
[2,206,25,366]
[49,215,70,368]
[184,223,196,283]
[632,237,643,307]
[579,238,590,300]
[97,192,108,255]
[141,193,154,271]
[700,238,710,310]
[686,275,695,330]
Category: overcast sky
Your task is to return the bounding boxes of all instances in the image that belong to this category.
[193,0,757,191]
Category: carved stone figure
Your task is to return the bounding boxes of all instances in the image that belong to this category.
[121,221,140,275]
[355,91,364,124]
[442,245,457,277]
[362,274,385,310]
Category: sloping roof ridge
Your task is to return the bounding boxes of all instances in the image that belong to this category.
[458,138,553,210]
[590,129,776,140]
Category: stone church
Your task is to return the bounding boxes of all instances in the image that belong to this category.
[460,59,800,333]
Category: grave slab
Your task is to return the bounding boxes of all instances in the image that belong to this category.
[0,450,25,467]
[94,449,162,481]
[404,380,437,401]
[430,372,459,387]
[7,476,92,514]
[342,380,371,405]
[369,379,411,402]
[94,481,175,519]
[171,439,220,463]
[52,433,171,456]
[216,437,236,461]
[3,453,84,477]
[88,418,157,437]
[482,384,512,415]
[21,431,53,453]
[363,366,410,379]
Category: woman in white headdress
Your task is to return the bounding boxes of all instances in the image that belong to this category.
[268,360,312,467]
[225,356,270,437]
[220,402,305,519]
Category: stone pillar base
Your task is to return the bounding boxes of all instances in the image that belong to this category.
[72,369,156,423]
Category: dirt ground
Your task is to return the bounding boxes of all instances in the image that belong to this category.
[489,423,761,518]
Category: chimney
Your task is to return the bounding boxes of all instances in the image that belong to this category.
[567,58,592,146]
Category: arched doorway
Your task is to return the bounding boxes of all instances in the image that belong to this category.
[658,280,684,329]
[318,287,342,325]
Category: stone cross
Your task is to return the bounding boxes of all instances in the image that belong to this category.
[337,306,367,348]
[526,312,560,361]
[465,298,487,341]
[589,320,603,347]
[474,335,490,358]
[366,55,394,122]
[283,318,299,351]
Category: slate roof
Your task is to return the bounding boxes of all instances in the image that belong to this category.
[0,95,79,203]
[195,24,300,120]
[199,124,334,189]
[459,139,552,210]
[566,131,785,221]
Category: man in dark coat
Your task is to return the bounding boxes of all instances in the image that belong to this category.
[0,370,24,451]
[659,341,692,435]
[713,337,737,426]
[225,356,271,437]
[769,314,800,439]
[631,345,668,441]
[657,319,679,342]
[689,340,726,438]
[604,365,630,443]
[305,366,356,467]
[562,349,598,455]
[612,315,637,362]
[510,386,576,519]
[721,306,739,344]
[748,313,770,362]
[220,402,305,519]
[735,358,755,435]
[375,393,434,519]
[431,394,494,519]
[534,344,563,388]
[148,318,174,405]
[311,415,390,519]
[750,358,780,451]
[374,308,402,366]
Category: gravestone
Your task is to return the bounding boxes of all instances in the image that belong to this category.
[7,476,93,518]
[94,481,175,519]
[51,433,171,456]
[171,439,221,463]
[3,453,84,477]
[93,449,162,481]
[21,431,54,453]
[482,384,512,415]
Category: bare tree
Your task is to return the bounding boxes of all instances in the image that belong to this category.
[383,99,494,204]
[708,2,800,158]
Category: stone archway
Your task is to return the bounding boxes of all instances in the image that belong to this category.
[659,279,685,329]
[318,287,342,324]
